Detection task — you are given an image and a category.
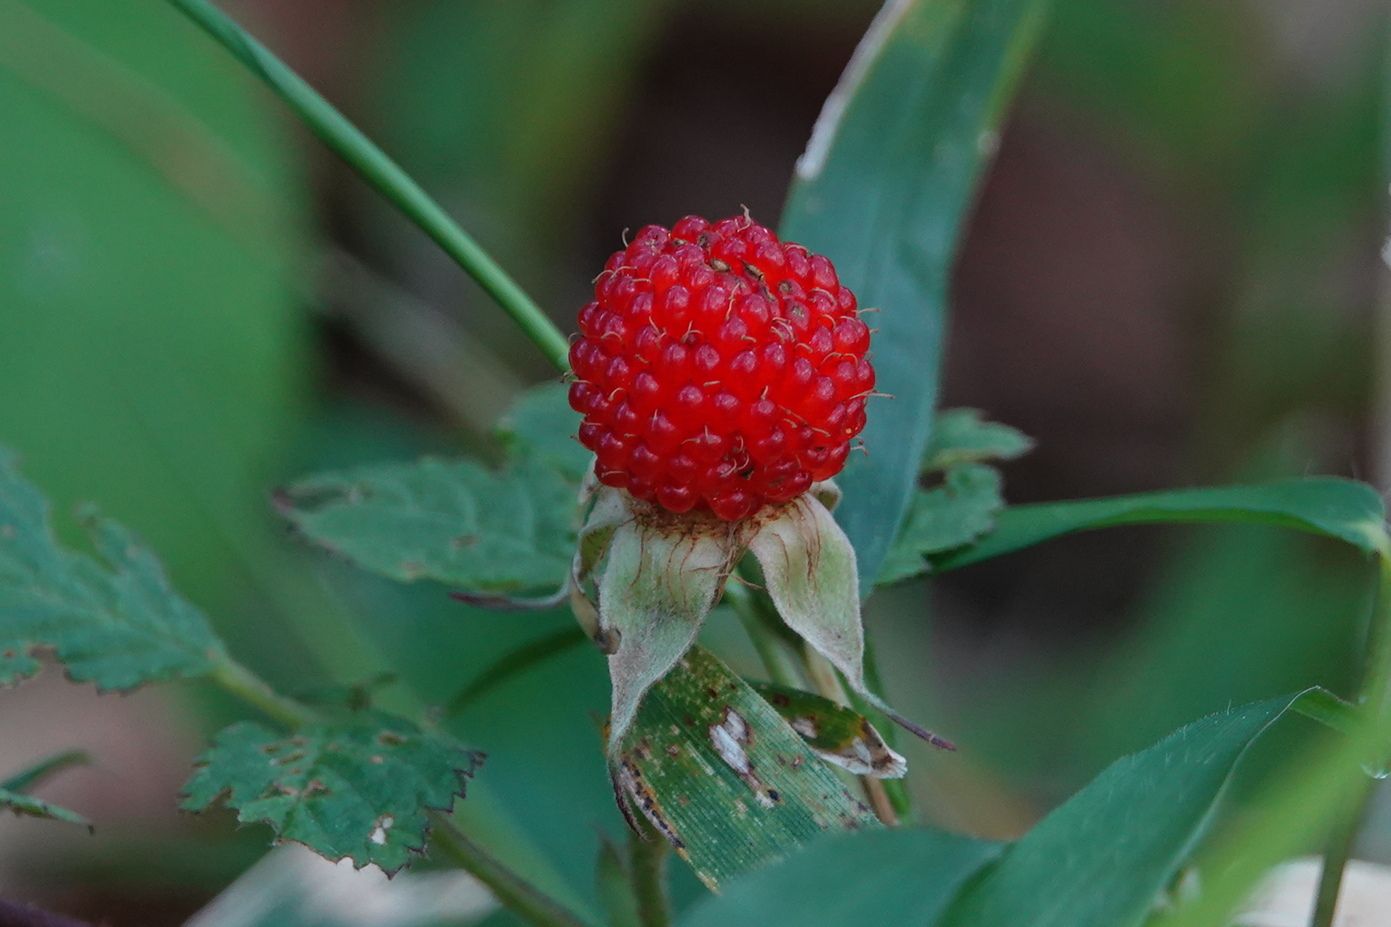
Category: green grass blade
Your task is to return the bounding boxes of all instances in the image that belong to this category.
[934,478,1389,571]
[780,0,1049,593]
[163,0,571,371]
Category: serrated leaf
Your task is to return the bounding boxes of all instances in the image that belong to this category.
[781,0,1048,594]
[599,508,738,751]
[277,456,576,594]
[941,691,1316,927]
[923,409,1034,471]
[680,829,1002,927]
[617,646,878,890]
[496,381,591,484]
[182,715,483,875]
[934,478,1390,572]
[0,449,226,690]
[879,465,1004,585]
[752,682,906,778]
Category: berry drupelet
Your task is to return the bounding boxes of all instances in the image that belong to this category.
[568,214,874,522]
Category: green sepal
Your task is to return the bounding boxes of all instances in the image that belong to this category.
[749,492,955,750]
[596,490,740,753]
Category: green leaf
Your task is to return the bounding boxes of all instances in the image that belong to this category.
[681,829,1002,927]
[598,501,738,751]
[496,381,591,484]
[277,456,576,594]
[924,409,1034,471]
[780,0,1047,594]
[941,691,1315,927]
[0,0,309,625]
[0,449,226,690]
[616,646,878,890]
[182,715,483,875]
[934,478,1389,571]
[0,750,92,831]
[0,786,90,830]
[879,464,1003,585]
[752,682,906,778]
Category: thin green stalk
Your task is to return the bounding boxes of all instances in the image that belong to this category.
[164,0,572,372]
[433,819,593,927]
[724,580,802,687]
[629,823,671,927]
[1309,545,1391,927]
[208,654,318,728]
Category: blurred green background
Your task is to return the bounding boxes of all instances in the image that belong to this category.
[0,0,1386,923]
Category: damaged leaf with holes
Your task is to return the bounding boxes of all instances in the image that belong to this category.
[181,714,483,874]
[616,646,878,890]
[0,449,226,690]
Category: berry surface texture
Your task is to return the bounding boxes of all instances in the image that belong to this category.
[568,214,874,521]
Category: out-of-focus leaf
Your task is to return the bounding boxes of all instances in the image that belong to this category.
[780,0,1047,593]
[752,682,906,778]
[923,409,1033,471]
[934,479,1389,571]
[1,749,89,792]
[617,646,878,890]
[879,464,1003,584]
[0,0,308,621]
[0,449,226,689]
[183,845,497,927]
[182,715,483,876]
[681,829,1001,927]
[0,749,91,831]
[941,691,1315,927]
[495,381,590,484]
[0,785,89,830]
[277,457,575,594]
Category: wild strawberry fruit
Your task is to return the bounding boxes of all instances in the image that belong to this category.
[568,215,950,777]
[568,214,874,521]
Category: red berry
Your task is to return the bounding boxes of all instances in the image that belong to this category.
[568,213,873,520]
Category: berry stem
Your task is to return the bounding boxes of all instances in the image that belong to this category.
[164,0,572,373]
[630,818,673,927]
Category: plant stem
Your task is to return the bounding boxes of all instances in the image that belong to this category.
[725,580,803,687]
[432,818,593,927]
[629,824,672,927]
[1310,781,1369,927]
[1309,544,1391,927]
[163,0,572,373]
[208,655,318,727]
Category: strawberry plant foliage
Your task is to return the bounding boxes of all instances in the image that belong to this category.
[923,408,1034,471]
[1,751,91,831]
[183,715,483,874]
[0,449,226,690]
[277,455,575,594]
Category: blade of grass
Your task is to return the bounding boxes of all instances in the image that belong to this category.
[163,0,571,372]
